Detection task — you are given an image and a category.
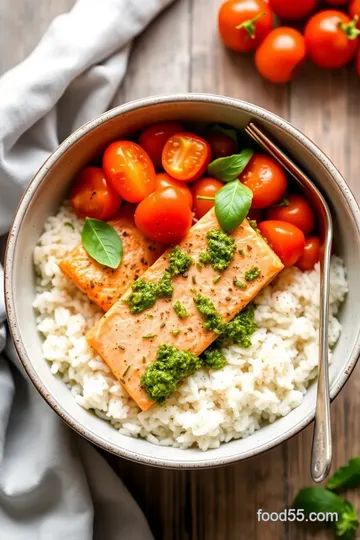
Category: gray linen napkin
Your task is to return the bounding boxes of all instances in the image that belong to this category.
[0,0,175,538]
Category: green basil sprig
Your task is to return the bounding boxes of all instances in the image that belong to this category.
[215,181,253,233]
[82,218,123,269]
[327,458,360,492]
[208,149,254,183]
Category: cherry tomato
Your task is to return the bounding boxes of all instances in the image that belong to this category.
[296,236,321,271]
[155,172,193,208]
[349,0,360,26]
[135,187,192,244]
[239,154,287,209]
[103,141,156,203]
[162,132,211,182]
[191,177,224,220]
[266,194,315,236]
[206,132,237,159]
[138,122,183,171]
[268,0,316,20]
[70,167,122,220]
[218,0,274,52]
[255,27,306,83]
[258,220,305,267]
[304,11,359,69]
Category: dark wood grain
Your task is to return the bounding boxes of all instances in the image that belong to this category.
[1,1,360,539]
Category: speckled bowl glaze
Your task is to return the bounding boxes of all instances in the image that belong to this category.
[5,94,360,469]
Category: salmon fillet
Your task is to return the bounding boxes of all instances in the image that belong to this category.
[87,209,284,411]
[59,205,164,311]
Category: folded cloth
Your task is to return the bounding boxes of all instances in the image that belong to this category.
[0,0,175,538]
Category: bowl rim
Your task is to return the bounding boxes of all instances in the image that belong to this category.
[5,93,360,469]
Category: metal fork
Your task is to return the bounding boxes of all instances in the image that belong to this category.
[245,121,333,482]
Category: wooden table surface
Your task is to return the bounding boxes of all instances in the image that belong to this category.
[1,1,360,539]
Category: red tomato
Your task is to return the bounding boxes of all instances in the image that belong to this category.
[258,220,305,267]
[218,0,274,52]
[296,236,321,271]
[206,132,237,159]
[255,27,306,83]
[191,177,224,220]
[135,187,192,244]
[70,167,122,220]
[349,0,360,23]
[266,194,315,235]
[268,0,316,20]
[239,154,287,209]
[304,11,359,69]
[155,172,193,208]
[138,122,183,170]
[103,141,156,203]
[162,133,211,182]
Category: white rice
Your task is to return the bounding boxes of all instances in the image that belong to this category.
[33,203,348,451]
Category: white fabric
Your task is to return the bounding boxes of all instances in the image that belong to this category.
[0,0,175,538]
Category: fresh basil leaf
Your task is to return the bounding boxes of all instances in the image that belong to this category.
[215,181,253,233]
[327,458,360,492]
[336,501,359,539]
[207,124,238,144]
[208,149,254,183]
[82,218,123,269]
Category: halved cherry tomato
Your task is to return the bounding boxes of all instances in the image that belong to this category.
[239,154,287,209]
[138,122,183,170]
[103,141,156,203]
[70,167,122,220]
[296,236,321,271]
[218,0,274,52]
[206,132,237,160]
[155,172,193,208]
[266,194,315,235]
[162,133,211,182]
[349,0,360,24]
[268,0,316,20]
[191,177,224,220]
[135,187,192,244]
[255,27,306,83]
[304,11,359,69]
[258,220,305,267]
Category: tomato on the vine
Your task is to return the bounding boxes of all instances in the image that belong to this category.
[268,0,316,21]
[258,220,305,267]
[218,0,274,52]
[70,167,122,220]
[239,154,287,209]
[304,11,360,69]
[103,141,156,203]
[155,172,193,208]
[138,122,183,170]
[266,194,315,235]
[135,187,192,244]
[206,132,237,160]
[162,133,211,182]
[191,177,224,220]
[296,236,321,271]
[255,27,306,83]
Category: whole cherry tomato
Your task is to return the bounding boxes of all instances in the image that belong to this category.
[239,154,287,209]
[258,220,305,267]
[138,122,183,170]
[103,141,156,203]
[162,132,211,182]
[266,194,315,235]
[304,11,359,69]
[218,0,274,52]
[255,27,306,83]
[135,187,192,244]
[191,177,224,220]
[296,236,321,271]
[349,0,360,26]
[206,132,237,159]
[70,167,122,220]
[155,172,193,208]
[268,0,316,20]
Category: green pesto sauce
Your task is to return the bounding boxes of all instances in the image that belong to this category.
[156,270,173,297]
[202,347,227,370]
[218,304,257,349]
[193,294,227,334]
[141,344,203,403]
[168,246,193,276]
[233,277,247,290]
[199,229,236,272]
[173,301,189,319]
[245,267,261,282]
[126,278,158,314]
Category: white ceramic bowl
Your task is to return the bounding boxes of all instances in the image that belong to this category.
[5,94,360,468]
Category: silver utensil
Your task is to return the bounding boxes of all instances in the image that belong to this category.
[245,121,333,482]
